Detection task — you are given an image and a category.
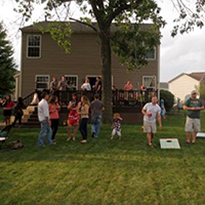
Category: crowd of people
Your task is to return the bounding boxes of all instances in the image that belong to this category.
[0,82,203,148]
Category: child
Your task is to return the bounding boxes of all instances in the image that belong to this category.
[111,113,123,140]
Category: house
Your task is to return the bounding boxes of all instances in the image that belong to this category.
[160,82,169,91]
[19,21,160,97]
[168,72,205,101]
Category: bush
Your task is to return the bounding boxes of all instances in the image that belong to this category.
[160,90,175,112]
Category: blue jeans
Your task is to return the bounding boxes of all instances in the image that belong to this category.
[91,116,102,138]
[38,120,53,146]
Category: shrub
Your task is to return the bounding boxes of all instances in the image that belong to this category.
[160,90,175,112]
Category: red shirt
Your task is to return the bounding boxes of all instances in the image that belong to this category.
[4,101,15,110]
[49,104,60,119]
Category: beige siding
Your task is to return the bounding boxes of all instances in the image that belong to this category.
[169,74,199,101]
[21,32,159,96]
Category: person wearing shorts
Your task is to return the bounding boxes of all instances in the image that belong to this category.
[142,96,162,148]
[183,90,204,144]
[67,93,80,141]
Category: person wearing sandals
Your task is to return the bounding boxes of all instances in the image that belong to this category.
[67,93,80,141]
[183,90,204,144]
[141,96,162,148]
[49,95,60,143]
[78,95,90,144]
[1,95,15,126]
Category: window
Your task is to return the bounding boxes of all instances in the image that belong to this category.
[143,76,156,89]
[65,75,78,90]
[35,75,50,90]
[27,35,41,58]
[145,48,156,60]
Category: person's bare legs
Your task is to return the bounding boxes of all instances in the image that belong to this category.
[192,131,197,143]
[73,124,79,141]
[186,132,191,143]
[147,132,153,146]
[67,124,72,141]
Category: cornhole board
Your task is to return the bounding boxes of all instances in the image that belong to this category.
[160,138,181,149]
[196,132,205,138]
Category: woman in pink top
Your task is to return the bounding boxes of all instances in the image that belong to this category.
[124,80,134,91]
[1,95,15,126]
[48,95,60,142]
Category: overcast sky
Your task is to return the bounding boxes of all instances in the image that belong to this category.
[0,0,205,82]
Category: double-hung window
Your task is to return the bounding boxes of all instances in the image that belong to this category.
[27,35,41,58]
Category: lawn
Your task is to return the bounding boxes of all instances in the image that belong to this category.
[1,111,205,205]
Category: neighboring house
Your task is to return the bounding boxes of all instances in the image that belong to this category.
[14,73,21,101]
[20,21,160,97]
[160,82,169,91]
[168,72,205,101]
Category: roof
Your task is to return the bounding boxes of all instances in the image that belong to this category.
[20,21,153,33]
[168,72,205,83]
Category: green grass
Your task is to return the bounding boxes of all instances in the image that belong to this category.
[1,111,205,205]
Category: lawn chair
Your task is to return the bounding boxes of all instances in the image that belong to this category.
[0,125,12,148]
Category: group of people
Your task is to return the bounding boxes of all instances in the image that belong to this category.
[49,75,102,94]
[0,95,26,127]
[37,92,116,146]
[141,90,204,147]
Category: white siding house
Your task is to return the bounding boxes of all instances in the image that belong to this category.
[169,72,205,101]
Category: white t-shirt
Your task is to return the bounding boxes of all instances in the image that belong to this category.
[143,102,161,123]
[81,83,91,91]
[38,99,49,122]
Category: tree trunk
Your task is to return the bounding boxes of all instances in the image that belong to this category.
[100,29,112,124]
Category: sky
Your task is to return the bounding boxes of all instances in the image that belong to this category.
[0,0,205,83]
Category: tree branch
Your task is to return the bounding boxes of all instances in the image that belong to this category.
[69,17,98,33]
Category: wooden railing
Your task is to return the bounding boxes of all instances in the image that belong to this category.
[22,89,157,108]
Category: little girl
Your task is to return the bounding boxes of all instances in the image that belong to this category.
[111,113,123,140]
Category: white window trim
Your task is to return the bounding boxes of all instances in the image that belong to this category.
[35,75,50,90]
[145,47,156,61]
[27,35,42,59]
[65,75,78,90]
[86,75,114,85]
[142,75,156,89]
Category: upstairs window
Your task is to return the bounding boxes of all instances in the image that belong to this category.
[145,48,156,60]
[27,35,41,58]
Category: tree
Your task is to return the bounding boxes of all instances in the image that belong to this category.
[0,22,17,96]
[15,0,165,123]
[170,0,205,36]
[160,90,175,112]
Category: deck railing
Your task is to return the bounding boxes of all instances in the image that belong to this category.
[23,89,157,108]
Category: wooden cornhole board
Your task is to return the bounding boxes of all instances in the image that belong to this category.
[196,132,205,138]
[160,138,181,149]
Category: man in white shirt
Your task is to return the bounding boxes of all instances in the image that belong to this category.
[141,96,162,148]
[37,92,53,147]
[81,78,91,91]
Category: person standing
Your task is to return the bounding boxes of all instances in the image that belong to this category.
[183,90,204,144]
[81,78,91,91]
[93,77,102,93]
[90,94,104,138]
[37,92,54,147]
[1,95,15,126]
[78,95,90,144]
[124,80,134,91]
[12,97,26,127]
[50,76,58,95]
[49,95,60,143]
[67,93,80,141]
[141,96,162,148]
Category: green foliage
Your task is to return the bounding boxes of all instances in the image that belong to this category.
[195,81,205,99]
[171,0,205,37]
[160,90,175,112]
[38,22,72,53]
[0,22,17,96]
